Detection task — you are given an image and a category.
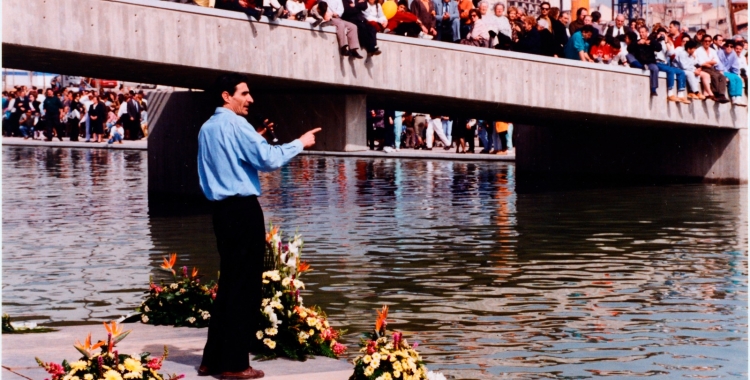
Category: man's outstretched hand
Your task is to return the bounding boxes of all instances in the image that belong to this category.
[299,128,322,148]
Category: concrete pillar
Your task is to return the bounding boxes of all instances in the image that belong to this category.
[514,123,748,184]
[147,90,367,202]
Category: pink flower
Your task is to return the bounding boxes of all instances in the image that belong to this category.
[332,342,347,356]
[412,341,419,349]
[392,332,402,345]
[44,362,65,379]
[366,340,377,355]
[182,266,188,278]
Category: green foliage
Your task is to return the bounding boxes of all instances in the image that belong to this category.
[138,269,217,328]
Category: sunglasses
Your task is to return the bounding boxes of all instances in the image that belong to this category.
[541,7,549,10]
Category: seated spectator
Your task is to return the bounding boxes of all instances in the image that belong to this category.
[387,2,424,37]
[342,0,381,55]
[548,7,568,56]
[627,26,663,96]
[695,34,730,103]
[262,0,288,20]
[108,121,125,145]
[410,0,438,38]
[564,24,594,61]
[18,110,34,139]
[604,14,631,39]
[653,27,689,103]
[511,16,540,54]
[674,40,711,100]
[363,0,388,32]
[286,0,308,20]
[433,0,460,42]
[484,2,511,47]
[537,18,555,56]
[590,35,615,63]
[611,34,629,65]
[215,0,262,20]
[457,0,474,38]
[569,7,586,35]
[718,40,746,106]
[460,8,489,47]
[667,20,683,47]
[693,29,706,43]
[590,10,604,34]
[310,1,365,58]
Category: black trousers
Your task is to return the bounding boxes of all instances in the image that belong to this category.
[45,117,63,139]
[393,22,422,37]
[345,17,377,52]
[201,196,266,372]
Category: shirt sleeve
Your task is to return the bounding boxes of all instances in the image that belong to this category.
[574,34,586,53]
[234,118,304,172]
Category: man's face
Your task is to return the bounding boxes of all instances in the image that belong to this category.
[46,90,53,97]
[578,9,587,21]
[582,31,592,40]
[702,37,712,48]
[224,82,253,116]
[560,13,569,24]
[714,35,724,45]
[479,3,488,15]
[735,43,744,55]
[584,15,592,25]
[668,23,678,34]
[639,27,649,40]
[495,4,504,16]
[724,45,734,54]
[615,15,624,27]
[686,47,696,55]
[540,3,549,16]
[398,4,406,11]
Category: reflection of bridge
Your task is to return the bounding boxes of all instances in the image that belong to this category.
[3,0,747,195]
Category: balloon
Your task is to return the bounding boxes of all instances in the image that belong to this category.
[382,1,397,19]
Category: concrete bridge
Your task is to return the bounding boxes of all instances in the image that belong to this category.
[3,0,747,193]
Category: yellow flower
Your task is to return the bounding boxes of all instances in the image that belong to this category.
[382,374,393,380]
[393,370,401,378]
[362,355,372,364]
[256,331,264,340]
[265,328,278,336]
[103,370,123,380]
[263,338,276,349]
[69,360,88,372]
[123,358,143,374]
[370,358,380,369]
[393,361,403,371]
[363,366,374,377]
[309,329,315,336]
[372,353,381,361]
[84,375,94,380]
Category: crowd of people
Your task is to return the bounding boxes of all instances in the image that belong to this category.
[177,0,748,105]
[2,84,148,144]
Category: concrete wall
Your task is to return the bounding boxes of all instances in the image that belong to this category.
[514,123,748,184]
[2,0,746,131]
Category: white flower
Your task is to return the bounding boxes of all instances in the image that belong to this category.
[141,315,149,323]
[186,317,196,324]
[261,298,270,307]
[282,277,292,287]
[170,283,178,290]
[263,338,276,349]
[285,257,296,269]
[265,327,278,336]
[288,241,299,255]
[256,331,264,340]
[293,279,305,289]
[143,306,150,312]
[298,331,309,343]
[275,291,283,298]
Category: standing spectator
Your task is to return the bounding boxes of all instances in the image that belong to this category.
[604,14,630,39]
[403,112,420,148]
[126,91,142,139]
[590,10,603,34]
[410,0,438,38]
[667,20,682,48]
[66,103,82,141]
[733,40,748,93]
[718,41,746,106]
[654,27,690,103]
[537,2,552,33]
[311,1,365,58]
[492,121,509,154]
[547,7,568,56]
[363,0,388,32]
[343,0,382,55]
[674,40,710,100]
[457,0,474,38]
[695,34,730,103]
[564,24,594,61]
[537,18,555,56]
[368,109,385,150]
[452,117,467,153]
[559,11,570,37]
[425,115,452,149]
[80,91,93,141]
[88,95,107,143]
[460,9,489,46]
[386,2,424,37]
[568,7,587,35]
[434,0,460,42]
[627,27,662,96]
[42,89,64,141]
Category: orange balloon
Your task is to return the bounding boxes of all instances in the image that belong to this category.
[382,1,397,19]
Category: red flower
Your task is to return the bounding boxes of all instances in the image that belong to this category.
[332,342,347,356]
[366,340,377,355]
[147,358,163,370]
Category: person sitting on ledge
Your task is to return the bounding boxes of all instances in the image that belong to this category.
[342,0,382,55]
[410,0,438,39]
[286,0,308,21]
[363,0,388,32]
[460,9,489,47]
[215,0,262,21]
[310,1,365,58]
[512,16,541,54]
[386,2,424,37]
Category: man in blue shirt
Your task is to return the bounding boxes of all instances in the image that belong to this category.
[198,73,319,379]
[564,24,595,62]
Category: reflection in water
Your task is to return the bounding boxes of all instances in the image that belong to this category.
[2,147,747,379]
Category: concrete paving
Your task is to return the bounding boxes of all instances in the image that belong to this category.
[2,137,516,161]
[2,323,353,380]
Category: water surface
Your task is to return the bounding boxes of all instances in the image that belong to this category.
[3,146,747,378]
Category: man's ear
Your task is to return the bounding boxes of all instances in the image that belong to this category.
[221,91,232,104]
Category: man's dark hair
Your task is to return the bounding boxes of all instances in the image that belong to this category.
[540,1,550,8]
[713,34,723,41]
[670,20,680,28]
[580,24,595,34]
[211,72,250,107]
[723,40,735,48]
[656,27,667,34]
[703,34,713,42]
[397,0,408,6]
[576,7,586,18]
[129,90,136,96]
[684,40,698,50]
[591,10,601,22]
[625,31,638,44]
[317,0,328,13]
[638,25,649,32]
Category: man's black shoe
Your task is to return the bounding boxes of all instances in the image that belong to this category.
[349,49,364,59]
[340,46,350,56]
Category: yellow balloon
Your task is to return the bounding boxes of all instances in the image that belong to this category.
[382,1,397,19]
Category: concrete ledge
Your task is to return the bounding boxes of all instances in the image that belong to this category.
[298,148,515,161]
[1,137,148,151]
[2,323,352,380]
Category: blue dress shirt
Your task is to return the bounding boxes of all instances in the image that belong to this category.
[198,107,303,201]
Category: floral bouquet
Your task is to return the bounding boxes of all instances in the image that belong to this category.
[138,253,217,328]
[350,306,444,380]
[36,321,183,380]
[254,225,347,360]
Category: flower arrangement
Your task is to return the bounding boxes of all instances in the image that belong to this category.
[2,313,56,334]
[35,320,183,380]
[350,306,444,380]
[254,225,347,360]
[137,253,217,328]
